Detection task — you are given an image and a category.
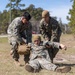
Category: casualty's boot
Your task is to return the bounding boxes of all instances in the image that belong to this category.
[25,64,40,73]
[55,66,71,73]
[25,64,34,72]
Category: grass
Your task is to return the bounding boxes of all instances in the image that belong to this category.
[0,34,75,75]
[0,37,8,43]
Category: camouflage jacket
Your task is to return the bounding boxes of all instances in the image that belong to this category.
[29,41,60,60]
[39,17,62,42]
[7,17,32,43]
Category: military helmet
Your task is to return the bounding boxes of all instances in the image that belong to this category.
[22,12,31,21]
[42,10,49,18]
[33,35,41,42]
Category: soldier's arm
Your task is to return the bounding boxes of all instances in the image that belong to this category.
[44,41,66,50]
[51,19,62,42]
[53,42,67,50]
[39,20,48,39]
[39,21,44,36]
[26,22,32,43]
[12,21,24,43]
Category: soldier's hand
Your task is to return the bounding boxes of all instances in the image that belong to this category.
[59,44,67,50]
[45,45,51,48]
[20,38,27,45]
[28,43,31,47]
[25,44,31,51]
[43,40,48,45]
[22,38,27,44]
[45,37,49,41]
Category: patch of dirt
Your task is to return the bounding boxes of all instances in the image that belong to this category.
[0,34,75,75]
[60,34,75,48]
[54,54,75,63]
[53,34,75,63]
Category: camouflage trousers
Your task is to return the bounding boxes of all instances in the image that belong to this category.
[48,48,59,63]
[8,35,30,63]
[11,41,30,62]
[28,57,57,71]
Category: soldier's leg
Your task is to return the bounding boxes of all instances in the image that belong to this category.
[11,42,19,61]
[11,42,21,66]
[8,35,21,66]
[48,48,54,63]
[52,35,60,61]
[52,48,59,59]
[38,58,71,73]
[38,58,57,71]
[48,48,59,63]
[25,59,40,72]
[24,54,30,64]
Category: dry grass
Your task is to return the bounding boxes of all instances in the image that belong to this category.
[0,34,75,75]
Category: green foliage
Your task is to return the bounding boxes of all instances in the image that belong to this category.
[6,0,25,10]
[0,10,9,34]
[0,0,43,34]
[0,37,8,43]
[6,0,25,21]
[24,4,43,20]
[67,0,75,34]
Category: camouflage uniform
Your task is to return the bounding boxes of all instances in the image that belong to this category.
[27,41,61,71]
[7,17,32,62]
[39,17,62,62]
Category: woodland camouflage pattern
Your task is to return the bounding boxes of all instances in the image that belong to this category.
[39,17,62,62]
[7,17,32,61]
[27,41,61,71]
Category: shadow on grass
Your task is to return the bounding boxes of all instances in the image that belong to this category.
[55,63,75,67]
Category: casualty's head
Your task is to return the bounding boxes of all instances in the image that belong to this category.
[33,35,41,45]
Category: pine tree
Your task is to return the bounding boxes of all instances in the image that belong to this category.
[67,0,75,34]
[6,0,25,22]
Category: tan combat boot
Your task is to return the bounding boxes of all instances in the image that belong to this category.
[10,50,14,55]
[25,64,34,72]
[55,66,71,73]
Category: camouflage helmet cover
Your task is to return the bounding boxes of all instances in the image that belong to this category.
[33,35,41,41]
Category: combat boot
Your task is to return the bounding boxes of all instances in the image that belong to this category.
[10,50,14,55]
[25,64,40,73]
[14,60,21,66]
[25,64,34,72]
[55,66,71,73]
